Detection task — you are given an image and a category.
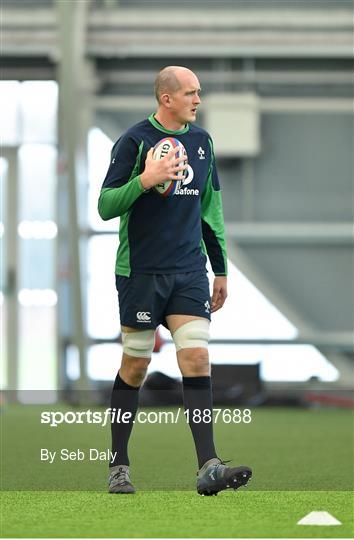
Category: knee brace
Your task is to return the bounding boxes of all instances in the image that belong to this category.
[172,319,210,352]
[122,329,155,358]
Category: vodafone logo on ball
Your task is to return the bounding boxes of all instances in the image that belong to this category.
[136,311,151,323]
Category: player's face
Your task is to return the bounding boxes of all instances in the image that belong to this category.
[170,75,201,124]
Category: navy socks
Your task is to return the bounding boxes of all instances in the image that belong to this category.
[110,372,217,470]
[110,372,140,467]
[182,376,218,468]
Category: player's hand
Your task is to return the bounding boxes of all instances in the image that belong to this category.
[140,147,187,189]
[211,276,227,313]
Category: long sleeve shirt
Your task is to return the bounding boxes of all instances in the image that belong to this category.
[98,113,228,277]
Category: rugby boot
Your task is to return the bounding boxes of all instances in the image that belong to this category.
[108,465,135,494]
[197,458,252,496]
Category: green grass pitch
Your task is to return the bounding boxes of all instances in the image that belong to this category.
[1,404,353,537]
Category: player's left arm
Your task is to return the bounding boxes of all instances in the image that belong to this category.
[201,139,228,313]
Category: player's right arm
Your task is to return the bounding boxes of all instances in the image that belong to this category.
[98,135,145,221]
[98,137,185,221]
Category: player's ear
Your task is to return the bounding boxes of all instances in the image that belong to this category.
[160,93,171,107]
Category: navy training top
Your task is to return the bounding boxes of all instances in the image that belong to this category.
[98,114,228,277]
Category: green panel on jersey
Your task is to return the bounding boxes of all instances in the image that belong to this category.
[98,176,144,221]
[115,211,131,276]
[201,171,228,276]
[200,238,207,257]
[114,141,145,276]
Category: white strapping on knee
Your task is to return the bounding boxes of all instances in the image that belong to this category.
[172,319,210,351]
[122,329,155,358]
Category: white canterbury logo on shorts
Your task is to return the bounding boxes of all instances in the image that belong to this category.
[136,311,151,323]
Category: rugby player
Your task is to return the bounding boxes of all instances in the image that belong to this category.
[98,66,252,495]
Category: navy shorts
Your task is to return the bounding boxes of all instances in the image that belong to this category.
[116,271,211,329]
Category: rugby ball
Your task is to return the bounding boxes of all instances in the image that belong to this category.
[152,137,187,197]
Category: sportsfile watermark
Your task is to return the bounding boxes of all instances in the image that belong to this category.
[3,392,353,491]
[40,408,252,427]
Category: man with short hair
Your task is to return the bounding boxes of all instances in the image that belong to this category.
[98,66,252,495]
